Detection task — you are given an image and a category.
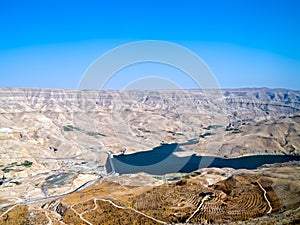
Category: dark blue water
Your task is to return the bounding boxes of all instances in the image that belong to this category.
[108,143,300,175]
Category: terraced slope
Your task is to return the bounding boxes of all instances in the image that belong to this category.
[1,163,299,225]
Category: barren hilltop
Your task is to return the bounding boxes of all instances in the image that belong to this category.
[0,88,300,224]
[1,88,299,156]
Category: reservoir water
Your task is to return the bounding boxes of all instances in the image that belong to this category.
[107,143,300,175]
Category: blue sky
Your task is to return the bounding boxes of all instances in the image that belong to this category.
[0,0,299,89]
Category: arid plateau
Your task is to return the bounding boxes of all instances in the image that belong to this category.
[0,88,299,224]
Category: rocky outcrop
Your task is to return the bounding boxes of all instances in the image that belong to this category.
[42,200,67,216]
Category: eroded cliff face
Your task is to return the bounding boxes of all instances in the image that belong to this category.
[0,88,299,156]
[0,88,299,208]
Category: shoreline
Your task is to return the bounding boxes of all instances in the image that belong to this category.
[112,149,298,159]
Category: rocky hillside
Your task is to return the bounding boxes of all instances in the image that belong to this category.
[1,163,300,225]
[0,88,299,206]
[0,88,299,155]
[0,88,299,224]
[0,88,299,163]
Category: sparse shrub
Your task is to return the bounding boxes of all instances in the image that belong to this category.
[1,160,33,173]
[86,131,105,136]
[18,160,33,167]
[138,128,151,133]
[203,125,223,130]
[63,125,81,131]
[2,167,12,173]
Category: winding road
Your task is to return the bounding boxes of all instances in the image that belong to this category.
[186,194,210,223]
[68,197,168,225]
[0,148,115,211]
[257,181,272,214]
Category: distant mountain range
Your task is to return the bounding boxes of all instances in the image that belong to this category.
[0,87,299,156]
